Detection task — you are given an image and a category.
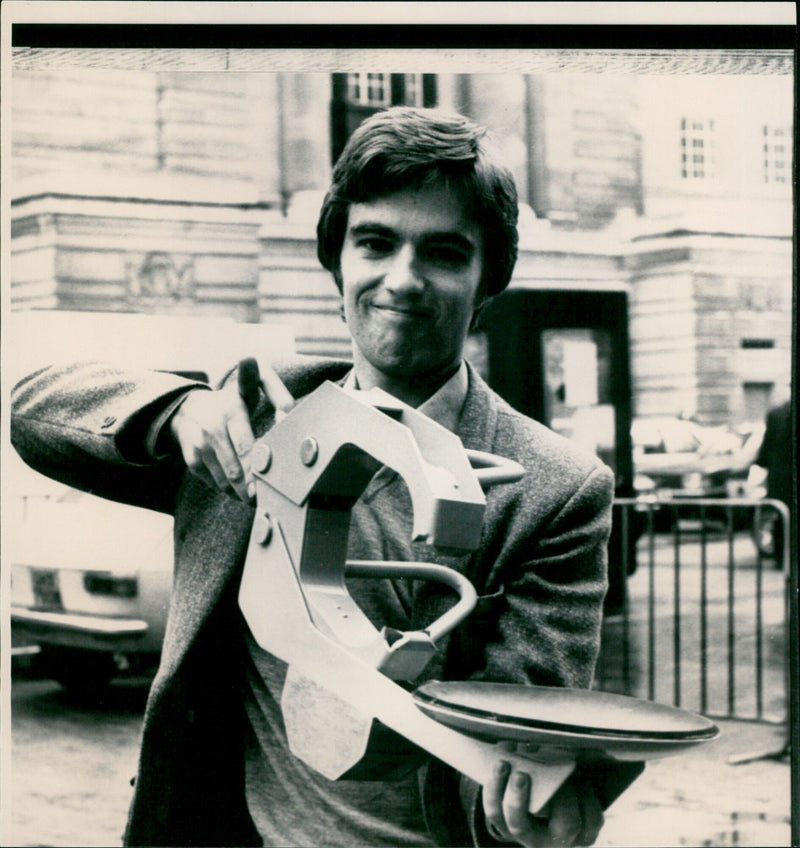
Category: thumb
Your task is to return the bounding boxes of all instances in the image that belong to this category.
[237,357,262,414]
[237,357,295,419]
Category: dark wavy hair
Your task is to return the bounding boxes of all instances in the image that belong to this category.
[317,106,519,302]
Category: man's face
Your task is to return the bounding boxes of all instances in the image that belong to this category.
[339,182,484,382]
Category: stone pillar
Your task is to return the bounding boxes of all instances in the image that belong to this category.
[10,210,59,309]
[626,232,792,425]
[463,74,529,208]
[280,73,333,220]
[258,220,351,360]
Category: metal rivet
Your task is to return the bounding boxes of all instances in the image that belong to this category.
[300,437,319,466]
[252,443,272,473]
[254,514,273,546]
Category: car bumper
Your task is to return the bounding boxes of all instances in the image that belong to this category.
[652,487,728,499]
[11,608,155,653]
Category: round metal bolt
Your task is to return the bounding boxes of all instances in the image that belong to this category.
[254,513,273,546]
[252,443,272,473]
[300,437,319,466]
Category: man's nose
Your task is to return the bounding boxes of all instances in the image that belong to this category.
[383,245,425,296]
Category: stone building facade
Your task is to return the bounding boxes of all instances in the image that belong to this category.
[626,231,792,423]
[8,48,794,426]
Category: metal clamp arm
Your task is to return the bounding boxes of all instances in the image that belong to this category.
[254,381,487,552]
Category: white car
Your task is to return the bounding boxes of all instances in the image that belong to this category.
[8,459,174,691]
[6,311,296,691]
[632,416,754,499]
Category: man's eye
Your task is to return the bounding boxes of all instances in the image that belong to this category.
[426,245,470,266]
[358,237,394,255]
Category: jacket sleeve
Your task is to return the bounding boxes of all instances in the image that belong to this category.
[10,360,210,514]
[430,456,613,695]
[472,462,614,689]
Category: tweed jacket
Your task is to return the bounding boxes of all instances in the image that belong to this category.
[11,356,619,847]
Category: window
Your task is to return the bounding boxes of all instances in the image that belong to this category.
[680,117,715,180]
[331,73,437,163]
[740,339,775,350]
[401,73,426,107]
[763,124,791,184]
[346,73,391,107]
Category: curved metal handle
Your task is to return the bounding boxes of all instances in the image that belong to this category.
[346,560,477,644]
[466,449,526,488]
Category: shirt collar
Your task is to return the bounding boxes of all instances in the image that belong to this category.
[342,361,468,433]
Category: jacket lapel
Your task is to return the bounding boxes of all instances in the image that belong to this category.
[456,362,501,454]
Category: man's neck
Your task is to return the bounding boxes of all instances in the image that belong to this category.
[351,357,462,409]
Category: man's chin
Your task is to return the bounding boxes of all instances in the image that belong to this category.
[374,357,459,383]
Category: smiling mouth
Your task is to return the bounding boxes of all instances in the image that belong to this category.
[371,303,434,319]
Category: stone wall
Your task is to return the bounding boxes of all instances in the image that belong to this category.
[10,192,263,323]
[626,232,792,424]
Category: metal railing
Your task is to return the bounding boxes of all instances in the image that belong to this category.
[596,497,791,726]
[597,495,796,845]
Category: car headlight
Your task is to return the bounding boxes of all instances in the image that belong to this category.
[681,472,706,493]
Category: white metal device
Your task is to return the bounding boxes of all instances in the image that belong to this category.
[238,369,718,815]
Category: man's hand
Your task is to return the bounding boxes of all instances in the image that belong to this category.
[482,760,604,847]
[169,359,293,502]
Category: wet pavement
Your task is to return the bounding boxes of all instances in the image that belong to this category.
[599,717,791,847]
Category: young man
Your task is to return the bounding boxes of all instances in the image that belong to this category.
[12,107,618,847]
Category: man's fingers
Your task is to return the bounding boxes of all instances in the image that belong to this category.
[502,771,541,844]
[170,359,294,503]
[237,357,262,413]
[547,780,582,847]
[481,758,606,848]
[227,395,257,500]
[482,760,512,838]
[215,441,250,501]
[259,362,295,419]
[575,785,604,847]
[187,427,247,501]
[199,383,251,501]
[170,386,253,502]
[175,421,232,496]
[548,776,606,847]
